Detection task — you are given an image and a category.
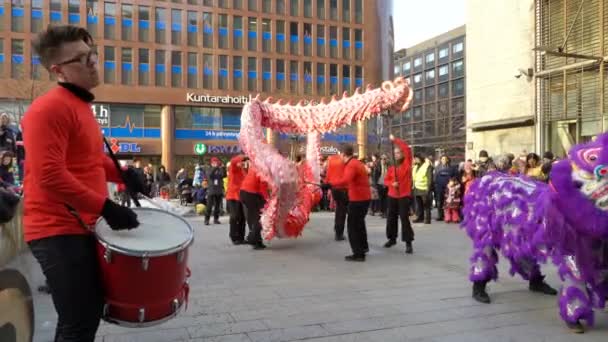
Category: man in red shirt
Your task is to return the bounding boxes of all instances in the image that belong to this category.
[239,167,269,250]
[226,155,249,244]
[384,134,415,254]
[326,145,371,261]
[23,26,140,341]
[325,153,348,241]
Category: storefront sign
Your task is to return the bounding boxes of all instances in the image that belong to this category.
[186,93,252,105]
[91,104,109,126]
[194,143,207,155]
[320,146,339,154]
[104,138,142,154]
[192,143,242,155]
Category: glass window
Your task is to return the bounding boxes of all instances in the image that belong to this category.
[203,0,213,5]
[290,22,298,55]
[413,107,422,121]
[316,25,325,57]
[155,7,166,44]
[31,0,44,33]
[304,61,312,94]
[175,106,222,130]
[248,17,257,51]
[262,0,271,12]
[316,63,325,95]
[68,0,80,24]
[355,65,363,88]
[233,56,243,90]
[171,51,181,87]
[11,0,24,32]
[329,63,337,95]
[276,59,285,91]
[233,0,242,9]
[342,27,350,60]
[187,11,198,46]
[404,61,411,72]
[438,82,449,98]
[143,105,162,128]
[413,73,422,86]
[453,42,464,54]
[219,55,228,90]
[290,0,298,16]
[414,57,422,68]
[276,20,285,53]
[138,6,150,42]
[414,89,422,103]
[248,0,257,11]
[86,1,99,37]
[50,0,62,24]
[262,19,271,52]
[354,29,362,60]
[203,12,213,48]
[103,46,115,84]
[289,60,298,93]
[30,44,41,80]
[104,2,116,40]
[219,0,229,8]
[329,26,337,58]
[233,16,243,49]
[342,64,350,92]
[425,86,435,102]
[276,0,285,14]
[342,0,349,22]
[330,0,337,20]
[452,78,464,96]
[247,57,257,91]
[121,4,133,41]
[121,48,133,85]
[171,9,182,45]
[262,58,271,92]
[219,14,228,49]
[439,47,449,59]
[394,64,401,75]
[425,52,434,63]
[138,48,149,86]
[187,52,197,89]
[303,23,312,56]
[452,60,464,77]
[304,0,312,17]
[438,64,449,81]
[354,0,362,23]
[155,50,165,87]
[425,69,435,82]
[0,39,5,76]
[203,53,213,88]
[317,0,325,19]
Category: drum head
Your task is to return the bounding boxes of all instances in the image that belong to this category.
[0,269,34,342]
[95,208,194,257]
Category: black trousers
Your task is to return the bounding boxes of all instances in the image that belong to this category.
[377,185,388,214]
[386,196,414,242]
[205,194,222,221]
[331,188,348,238]
[415,192,432,222]
[347,200,370,256]
[227,199,246,242]
[28,235,104,342]
[435,188,446,219]
[240,190,266,245]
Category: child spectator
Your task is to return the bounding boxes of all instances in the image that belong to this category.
[443,177,462,223]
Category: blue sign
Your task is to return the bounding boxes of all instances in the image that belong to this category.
[103,139,142,153]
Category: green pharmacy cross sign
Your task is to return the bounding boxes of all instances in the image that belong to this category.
[194,143,207,155]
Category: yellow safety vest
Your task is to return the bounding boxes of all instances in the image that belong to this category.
[413,162,430,191]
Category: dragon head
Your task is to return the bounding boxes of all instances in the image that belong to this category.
[568,132,608,211]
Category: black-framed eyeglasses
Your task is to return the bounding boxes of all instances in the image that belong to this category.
[55,50,98,67]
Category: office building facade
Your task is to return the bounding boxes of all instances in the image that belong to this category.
[0,0,394,173]
[392,26,466,160]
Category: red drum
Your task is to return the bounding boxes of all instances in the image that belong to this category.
[95,207,194,327]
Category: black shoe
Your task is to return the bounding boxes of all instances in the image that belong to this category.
[335,235,345,241]
[424,219,431,224]
[437,217,444,222]
[384,240,396,248]
[232,240,246,245]
[529,275,558,295]
[345,254,365,262]
[567,321,585,334]
[204,220,210,226]
[413,218,423,223]
[405,242,413,254]
[472,281,491,304]
[214,220,221,224]
[253,243,267,250]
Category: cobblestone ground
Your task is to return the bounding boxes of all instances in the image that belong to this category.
[9,211,608,341]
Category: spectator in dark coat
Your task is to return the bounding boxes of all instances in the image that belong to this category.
[0,113,16,154]
[433,155,456,221]
[0,151,15,187]
[205,157,227,225]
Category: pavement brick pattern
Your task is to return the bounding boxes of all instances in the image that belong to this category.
[9,212,608,341]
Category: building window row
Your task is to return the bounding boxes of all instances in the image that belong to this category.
[394,39,465,75]
[399,59,465,88]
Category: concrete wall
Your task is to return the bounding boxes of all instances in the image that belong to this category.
[465,0,537,160]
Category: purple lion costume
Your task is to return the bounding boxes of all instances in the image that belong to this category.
[462,132,608,333]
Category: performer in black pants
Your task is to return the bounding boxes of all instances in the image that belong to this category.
[326,153,347,240]
[226,155,249,244]
[384,134,415,254]
[239,167,268,250]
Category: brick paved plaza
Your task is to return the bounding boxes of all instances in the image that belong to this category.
[10,212,608,341]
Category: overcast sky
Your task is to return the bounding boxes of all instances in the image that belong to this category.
[393,0,466,50]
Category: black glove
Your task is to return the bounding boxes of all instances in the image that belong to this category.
[123,167,145,195]
[320,183,332,191]
[101,199,139,230]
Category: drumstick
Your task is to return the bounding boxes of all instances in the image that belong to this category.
[103,137,141,208]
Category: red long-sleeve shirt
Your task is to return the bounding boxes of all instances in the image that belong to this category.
[22,85,122,242]
[330,158,371,201]
[385,138,413,198]
[325,154,345,189]
[240,167,269,200]
[226,155,247,201]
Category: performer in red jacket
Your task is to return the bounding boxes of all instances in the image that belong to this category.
[226,155,249,244]
[384,134,415,254]
[22,26,141,341]
[240,167,269,250]
[327,145,371,262]
[325,153,348,240]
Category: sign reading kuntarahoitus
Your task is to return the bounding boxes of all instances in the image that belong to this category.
[186,93,252,105]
